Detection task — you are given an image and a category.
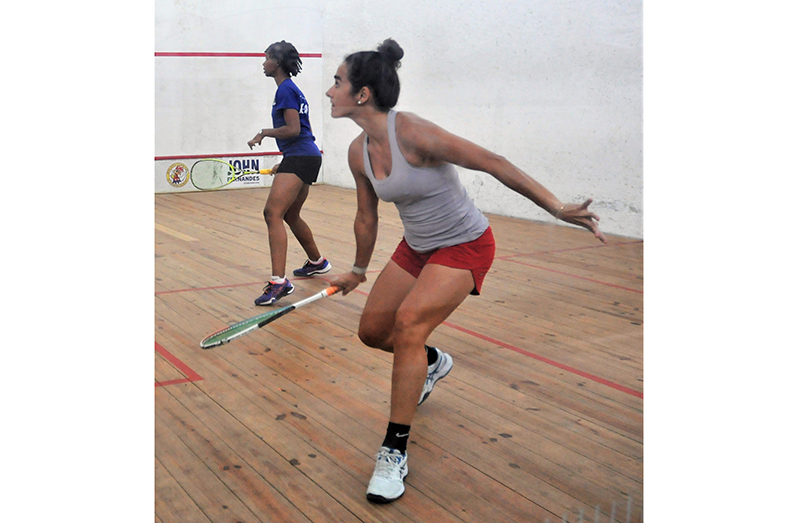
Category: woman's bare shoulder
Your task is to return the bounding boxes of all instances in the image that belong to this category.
[348,131,367,171]
[394,111,450,164]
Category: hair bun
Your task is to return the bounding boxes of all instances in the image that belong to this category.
[377,38,404,68]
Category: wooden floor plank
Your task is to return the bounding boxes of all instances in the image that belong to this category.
[155,185,644,522]
[157,299,552,522]
[155,404,274,522]
[156,289,475,521]
[158,383,367,523]
[155,458,212,523]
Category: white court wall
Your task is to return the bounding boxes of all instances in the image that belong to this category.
[154,0,324,193]
[321,0,643,239]
[155,0,642,238]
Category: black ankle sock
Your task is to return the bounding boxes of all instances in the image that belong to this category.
[382,422,411,454]
[425,345,438,366]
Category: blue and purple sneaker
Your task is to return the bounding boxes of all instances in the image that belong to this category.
[254,279,295,306]
[292,258,332,277]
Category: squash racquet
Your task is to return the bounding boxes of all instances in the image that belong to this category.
[190,158,277,190]
[200,286,340,349]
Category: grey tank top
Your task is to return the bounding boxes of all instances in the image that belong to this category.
[362,110,489,252]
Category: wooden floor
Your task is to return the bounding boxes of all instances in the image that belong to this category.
[155,185,643,523]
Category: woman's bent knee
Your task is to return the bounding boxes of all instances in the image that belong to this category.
[358,317,392,350]
[358,327,385,349]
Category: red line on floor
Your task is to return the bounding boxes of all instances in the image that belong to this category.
[155,378,195,387]
[495,240,643,293]
[156,281,263,295]
[504,258,643,294]
[338,287,641,398]
[495,239,643,260]
[155,277,315,296]
[155,342,203,387]
[442,322,643,398]
[155,266,641,396]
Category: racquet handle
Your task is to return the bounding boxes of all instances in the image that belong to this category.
[292,286,340,308]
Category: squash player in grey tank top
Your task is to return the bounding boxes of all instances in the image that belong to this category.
[327,39,607,504]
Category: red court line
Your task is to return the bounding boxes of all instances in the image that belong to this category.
[495,240,643,261]
[155,341,203,387]
[504,259,643,294]
[156,281,262,295]
[154,273,640,397]
[155,52,322,58]
[155,151,323,162]
[155,151,283,162]
[341,287,641,398]
[442,322,643,398]
[494,240,643,294]
[156,377,195,387]
[155,278,318,295]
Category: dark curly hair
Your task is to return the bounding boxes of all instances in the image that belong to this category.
[265,40,303,77]
[344,38,404,112]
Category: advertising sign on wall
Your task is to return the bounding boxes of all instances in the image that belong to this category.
[154,155,281,193]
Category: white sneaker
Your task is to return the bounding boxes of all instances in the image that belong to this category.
[366,447,409,503]
[418,347,453,406]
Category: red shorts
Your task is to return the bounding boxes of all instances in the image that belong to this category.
[390,227,495,295]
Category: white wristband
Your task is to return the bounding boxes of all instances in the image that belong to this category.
[352,265,368,275]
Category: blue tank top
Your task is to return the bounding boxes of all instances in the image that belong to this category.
[362,110,489,252]
[272,79,321,157]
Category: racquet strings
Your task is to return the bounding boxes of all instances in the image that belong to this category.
[201,306,293,348]
[191,160,233,190]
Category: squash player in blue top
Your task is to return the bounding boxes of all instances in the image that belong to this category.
[248,41,332,306]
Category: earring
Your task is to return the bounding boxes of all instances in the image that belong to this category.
[357,101,363,105]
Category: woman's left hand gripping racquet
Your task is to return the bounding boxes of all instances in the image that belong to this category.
[190,158,276,191]
[200,286,340,349]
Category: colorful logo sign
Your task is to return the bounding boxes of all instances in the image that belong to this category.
[166,162,190,188]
